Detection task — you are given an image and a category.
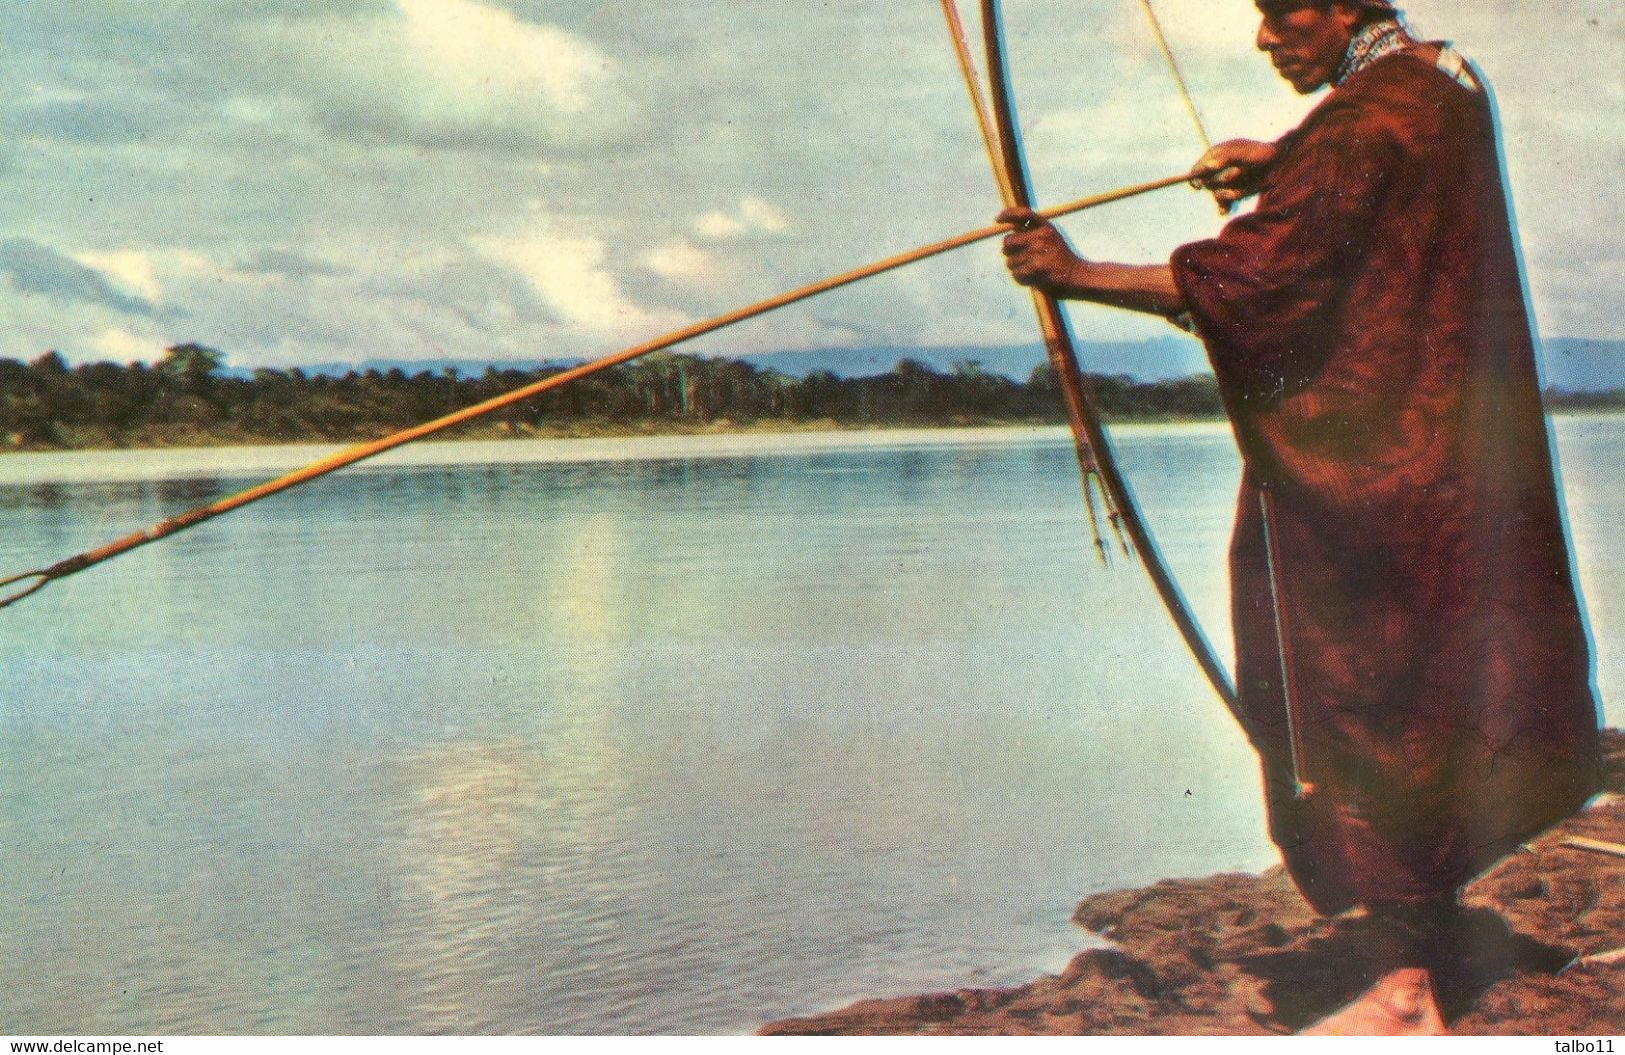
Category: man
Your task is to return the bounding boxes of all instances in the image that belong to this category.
[999,0,1601,1035]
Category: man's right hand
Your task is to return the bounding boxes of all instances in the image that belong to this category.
[1190,139,1279,213]
[997,207,1085,296]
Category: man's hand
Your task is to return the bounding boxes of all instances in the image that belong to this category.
[998,207,1084,295]
[1189,139,1279,213]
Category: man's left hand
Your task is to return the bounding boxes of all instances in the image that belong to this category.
[998,207,1085,295]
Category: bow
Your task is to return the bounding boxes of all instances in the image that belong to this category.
[947,0,1238,711]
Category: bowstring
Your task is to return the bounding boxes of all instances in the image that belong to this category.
[1136,0,1214,152]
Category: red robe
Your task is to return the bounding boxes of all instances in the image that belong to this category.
[1170,49,1601,914]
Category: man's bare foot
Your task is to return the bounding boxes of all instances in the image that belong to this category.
[1299,968,1447,1036]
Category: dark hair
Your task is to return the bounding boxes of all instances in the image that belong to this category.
[1254,0,1398,25]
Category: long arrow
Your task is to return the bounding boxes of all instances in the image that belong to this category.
[0,169,1193,611]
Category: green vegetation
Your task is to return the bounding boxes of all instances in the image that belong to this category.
[0,345,1229,451]
[4,344,1615,452]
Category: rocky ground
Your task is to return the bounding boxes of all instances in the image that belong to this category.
[762,730,1624,1036]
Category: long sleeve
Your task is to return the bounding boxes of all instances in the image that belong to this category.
[1172,103,1397,406]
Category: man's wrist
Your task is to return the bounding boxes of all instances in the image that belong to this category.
[1053,259,1186,319]
[1065,257,1098,299]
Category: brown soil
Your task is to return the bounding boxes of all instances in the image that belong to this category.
[762,729,1625,1036]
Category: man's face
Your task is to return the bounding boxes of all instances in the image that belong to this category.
[1255,3,1362,93]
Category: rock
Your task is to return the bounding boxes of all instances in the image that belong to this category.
[761,729,1625,1035]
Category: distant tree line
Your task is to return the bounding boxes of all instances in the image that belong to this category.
[1,342,1611,451]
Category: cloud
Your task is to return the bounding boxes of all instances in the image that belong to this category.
[90,327,163,364]
[356,252,560,330]
[253,0,631,155]
[0,239,162,317]
[396,0,603,113]
[3,94,171,145]
[0,0,1616,368]
[236,250,350,280]
[0,1,633,159]
[474,231,690,340]
[639,241,715,283]
[74,250,165,303]
[695,198,791,240]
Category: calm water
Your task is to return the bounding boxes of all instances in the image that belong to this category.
[1,420,1617,1034]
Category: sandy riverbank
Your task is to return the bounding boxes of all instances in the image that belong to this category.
[763,729,1624,1036]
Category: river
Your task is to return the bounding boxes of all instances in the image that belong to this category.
[1,419,1616,1033]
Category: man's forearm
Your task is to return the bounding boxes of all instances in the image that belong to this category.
[1060,261,1187,320]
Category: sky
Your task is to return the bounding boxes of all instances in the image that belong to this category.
[0,0,1619,372]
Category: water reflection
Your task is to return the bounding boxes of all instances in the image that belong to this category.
[387,741,548,1033]
[0,423,1615,1034]
[0,475,223,512]
[382,513,638,1032]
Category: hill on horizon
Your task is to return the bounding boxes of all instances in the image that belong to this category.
[242,335,1621,391]
[260,337,1211,385]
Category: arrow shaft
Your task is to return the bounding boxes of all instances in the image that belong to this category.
[3,170,1191,607]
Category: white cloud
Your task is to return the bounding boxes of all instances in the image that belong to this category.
[738,198,789,233]
[475,232,689,340]
[695,197,790,241]
[90,326,162,364]
[695,214,745,240]
[249,0,624,153]
[393,0,607,115]
[74,250,164,303]
[639,241,714,283]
